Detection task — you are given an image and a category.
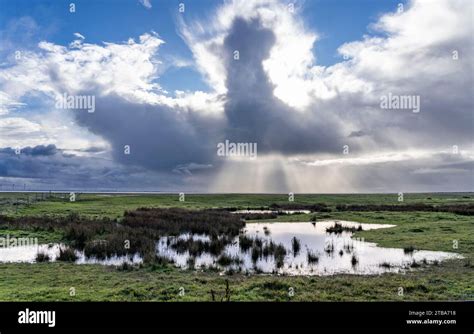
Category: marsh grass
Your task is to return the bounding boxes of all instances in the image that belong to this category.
[263,226,271,236]
[171,238,210,257]
[186,256,196,269]
[336,203,474,216]
[251,246,261,263]
[57,247,77,262]
[238,234,253,251]
[237,213,277,220]
[307,250,319,264]
[209,279,232,302]
[35,252,50,263]
[324,242,335,254]
[117,262,135,271]
[274,244,286,269]
[403,246,415,254]
[291,237,301,256]
[379,262,393,269]
[122,208,245,236]
[217,254,243,267]
[0,208,244,263]
[269,203,331,212]
[410,261,421,268]
[326,222,362,234]
[351,254,359,266]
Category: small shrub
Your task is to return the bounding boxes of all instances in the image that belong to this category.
[217,254,242,267]
[403,246,415,254]
[379,262,393,268]
[57,247,77,262]
[238,235,253,251]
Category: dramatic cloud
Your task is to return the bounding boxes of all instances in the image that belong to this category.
[0,0,472,192]
[221,17,343,154]
[73,94,223,171]
[0,144,208,192]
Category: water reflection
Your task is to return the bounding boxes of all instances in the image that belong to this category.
[0,243,142,266]
[157,221,461,275]
[0,221,461,275]
[232,210,311,214]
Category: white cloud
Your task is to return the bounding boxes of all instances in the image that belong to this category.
[1,30,225,112]
[179,0,316,102]
[0,117,42,147]
[139,0,152,9]
[0,32,165,103]
[0,92,25,115]
[0,32,170,152]
[292,149,474,167]
[73,32,85,40]
[0,110,109,151]
[337,0,471,82]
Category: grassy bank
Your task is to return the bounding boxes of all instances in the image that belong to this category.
[0,259,472,301]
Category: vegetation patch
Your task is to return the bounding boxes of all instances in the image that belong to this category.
[326,222,363,234]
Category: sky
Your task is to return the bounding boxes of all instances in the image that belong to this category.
[0,0,472,193]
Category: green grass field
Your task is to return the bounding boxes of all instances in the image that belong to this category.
[1,192,472,218]
[0,192,472,301]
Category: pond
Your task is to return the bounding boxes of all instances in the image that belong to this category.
[0,243,142,266]
[232,209,311,214]
[0,221,461,276]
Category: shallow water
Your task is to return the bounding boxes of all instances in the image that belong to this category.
[156,221,461,275]
[0,221,462,275]
[232,209,311,214]
[0,243,142,266]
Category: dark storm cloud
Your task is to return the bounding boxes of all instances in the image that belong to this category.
[75,146,107,153]
[222,18,343,154]
[0,144,198,191]
[0,144,58,156]
[73,94,224,172]
[21,144,58,156]
[0,144,104,181]
[348,130,366,138]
